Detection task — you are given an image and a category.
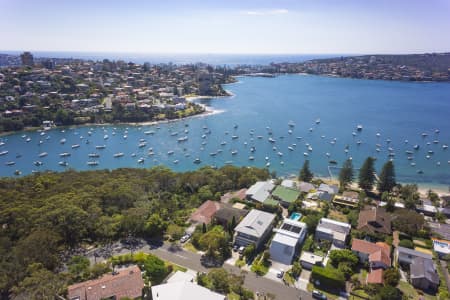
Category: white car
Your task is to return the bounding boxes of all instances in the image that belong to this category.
[180,234,190,243]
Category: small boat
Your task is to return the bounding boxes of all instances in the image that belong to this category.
[234,124,238,129]
[16,154,22,158]
[329,160,338,165]
[357,140,362,145]
[309,128,313,132]
[5,161,15,166]
[250,147,256,152]
[177,136,188,142]
[221,141,227,146]
[144,130,155,135]
[288,130,292,134]
[303,152,309,156]
[405,150,413,154]
[123,135,128,139]
[39,152,48,157]
[352,132,356,136]
[443,145,448,149]
[411,162,416,166]
[413,145,420,150]
[288,121,296,127]
[201,141,207,145]
[14,170,21,176]
[231,150,238,155]
[96,145,106,149]
[88,153,100,158]
[0,150,8,156]
[277,152,283,156]
[167,150,174,155]
[421,133,428,137]
[193,158,201,164]
[26,138,31,142]
[114,153,124,158]
[433,140,439,144]
[417,170,424,174]
[104,135,109,140]
[308,146,313,152]
[356,125,363,131]
[60,152,71,157]
[265,156,269,161]
[170,132,179,136]
[407,156,413,160]
[217,149,223,153]
[326,153,331,157]
[376,148,381,152]
[137,158,145,164]
[59,161,68,167]
[428,150,434,154]
[173,160,179,164]
[131,153,136,157]
[138,142,147,148]
[225,161,233,165]
[72,144,80,149]
[404,140,408,144]
[87,161,99,166]
[210,152,217,156]
[268,137,276,143]
[265,162,271,167]
[201,134,207,139]
[60,138,66,144]
[249,156,255,160]
[315,119,320,124]
[257,136,263,139]
[376,133,381,137]
[435,129,440,134]
[33,161,43,166]
[288,146,294,151]
[232,135,239,139]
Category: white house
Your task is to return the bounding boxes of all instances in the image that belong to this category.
[245,181,275,203]
[269,218,308,264]
[300,251,324,270]
[234,209,276,249]
[315,218,351,248]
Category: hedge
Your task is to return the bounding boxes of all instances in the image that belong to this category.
[311,266,345,289]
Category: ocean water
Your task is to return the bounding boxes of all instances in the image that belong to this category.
[1,51,340,66]
[1,74,450,190]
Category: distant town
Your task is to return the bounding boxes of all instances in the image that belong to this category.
[0,52,232,133]
[1,52,449,133]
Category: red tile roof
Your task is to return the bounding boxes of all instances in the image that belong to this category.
[367,268,384,284]
[68,265,144,300]
[190,200,221,224]
[351,239,391,266]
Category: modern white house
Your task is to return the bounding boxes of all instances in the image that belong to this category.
[314,218,351,248]
[234,209,276,249]
[300,251,324,270]
[269,218,308,264]
[245,181,275,203]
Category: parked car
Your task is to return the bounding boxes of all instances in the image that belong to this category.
[233,244,239,252]
[276,270,284,278]
[312,290,327,300]
[180,234,190,243]
[238,246,245,254]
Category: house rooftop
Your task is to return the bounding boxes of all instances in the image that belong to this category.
[67,265,144,300]
[367,269,384,284]
[410,257,439,285]
[152,281,225,300]
[234,209,276,238]
[272,185,300,204]
[300,251,324,265]
[246,181,275,203]
[397,246,433,260]
[190,200,221,225]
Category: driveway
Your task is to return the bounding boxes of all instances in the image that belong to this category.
[296,269,311,291]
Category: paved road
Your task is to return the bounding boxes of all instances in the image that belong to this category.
[88,241,313,300]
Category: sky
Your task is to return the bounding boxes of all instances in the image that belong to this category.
[1,0,449,54]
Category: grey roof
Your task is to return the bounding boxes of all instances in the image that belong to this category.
[397,246,433,260]
[318,183,339,194]
[298,181,315,193]
[245,181,275,203]
[234,209,276,238]
[410,257,439,285]
[429,222,450,240]
[317,218,351,234]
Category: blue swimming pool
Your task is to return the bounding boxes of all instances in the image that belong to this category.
[289,212,302,221]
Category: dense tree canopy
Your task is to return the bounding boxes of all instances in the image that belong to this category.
[0,166,269,297]
[377,161,396,193]
[339,159,354,189]
[299,160,313,182]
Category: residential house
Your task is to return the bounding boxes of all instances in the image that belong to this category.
[410,257,439,291]
[271,185,300,207]
[269,218,308,264]
[189,200,221,225]
[245,181,275,203]
[214,205,248,227]
[152,271,225,300]
[298,181,315,193]
[357,207,392,235]
[315,218,351,248]
[300,252,324,270]
[351,239,391,269]
[432,238,450,258]
[333,191,359,208]
[396,246,433,265]
[234,209,276,249]
[281,179,297,189]
[67,266,144,300]
[367,268,384,285]
[318,183,339,195]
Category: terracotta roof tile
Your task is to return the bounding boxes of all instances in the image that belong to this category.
[190,200,221,224]
[367,269,384,284]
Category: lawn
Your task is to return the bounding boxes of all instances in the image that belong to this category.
[183,242,198,253]
[350,289,369,299]
[327,210,348,223]
[397,281,437,300]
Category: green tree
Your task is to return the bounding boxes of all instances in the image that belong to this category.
[383,268,400,286]
[11,263,66,300]
[358,157,376,191]
[68,256,90,282]
[375,285,401,300]
[377,161,396,193]
[339,159,354,189]
[299,160,314,182]
[400,184,419,209]
[143,255,168,284]
[329,249,358,269]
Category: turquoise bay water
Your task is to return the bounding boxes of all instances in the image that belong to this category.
[1,75,450,190]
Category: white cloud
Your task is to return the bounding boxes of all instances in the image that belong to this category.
[241,9,289,16]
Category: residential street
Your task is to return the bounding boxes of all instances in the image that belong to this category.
[87,241,313,300]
